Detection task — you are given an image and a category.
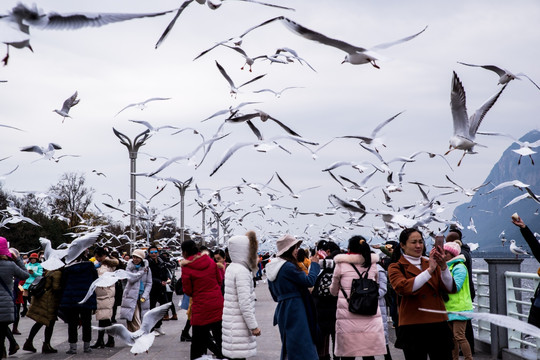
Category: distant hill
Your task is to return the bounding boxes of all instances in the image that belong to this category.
[453,130,540,254]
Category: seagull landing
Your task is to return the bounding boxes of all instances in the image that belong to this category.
[457,61,540,90]
[53,91,79,122]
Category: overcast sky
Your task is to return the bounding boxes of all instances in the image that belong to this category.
[1,0,539,250]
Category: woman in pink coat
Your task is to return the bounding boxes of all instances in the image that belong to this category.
[329,236,386,359]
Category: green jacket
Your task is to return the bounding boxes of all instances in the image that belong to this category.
[445,256,473,321]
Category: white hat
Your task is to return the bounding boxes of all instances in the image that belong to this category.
[276,234,301,257]
[132,249,146,259]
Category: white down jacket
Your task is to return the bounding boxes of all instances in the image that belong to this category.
[222,231,259,359]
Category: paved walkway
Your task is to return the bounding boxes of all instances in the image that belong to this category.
[7,280,494,359]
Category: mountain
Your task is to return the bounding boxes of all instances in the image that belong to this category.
[453,130,540,254]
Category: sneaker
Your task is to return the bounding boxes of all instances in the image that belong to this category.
[154,328,166,336]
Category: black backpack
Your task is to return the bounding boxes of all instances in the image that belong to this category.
[340,263,379,316]
[313,259,335,298]
[28,275,47,298]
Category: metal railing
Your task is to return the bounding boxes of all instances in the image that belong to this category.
[472,269,540,356]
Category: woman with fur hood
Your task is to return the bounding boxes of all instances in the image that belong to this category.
[221,231,261,360]
[266,234,320,360]
[329,235,387,360]
[91,247,119,349]
[119,249,152,332]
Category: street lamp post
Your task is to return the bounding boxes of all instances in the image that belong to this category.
[172,177,193,244]
[113,128,151,254]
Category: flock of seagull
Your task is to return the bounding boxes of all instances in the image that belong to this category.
[1,1,540,353]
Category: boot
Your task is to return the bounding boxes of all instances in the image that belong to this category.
[42,342,57,354]
[8,342,19,356]
[12,326,21,335]
[162,315,170,321]
[22,339,36,353]
[66,343,77,354]
[83,342,92,353]
[90,338,105,349]
[105,336,115,348]
[170,314,178,320]
[180,331,192,342]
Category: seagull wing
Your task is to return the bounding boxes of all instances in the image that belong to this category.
[140,303,172,334]
[457,62,507,78]
[65,228,102,264]
[504,193,530,208]
[246,120,263,140]
[237,73,266,90]
[519,74,540,91]
[37,9,175,30]
[469,84,507,138]
[131,333,156,354]
[328,194,366,213]
[267,115,301,137]
[156,1,195,48]
[370,26,427,51]
[525,188,540,204]
[215,60,236,89]
[280,17,365,54]
[275,172,294,195]
[98,324,135,345]
[129,120,153,130]
[450,71,469,137]
[237,0,295,11]
[60,91,78,113]
[20,145,44,155]
[370,111,404,138]
[210,141,256,176]
[141,97,171,105]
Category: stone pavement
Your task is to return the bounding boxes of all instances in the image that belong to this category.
[7,280,494,360]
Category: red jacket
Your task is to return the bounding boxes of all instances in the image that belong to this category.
[181,253,223,326]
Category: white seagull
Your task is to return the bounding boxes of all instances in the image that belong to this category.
[215,60,266,96]
[94,302,171,354]
[457,61,540,91]
[1,3,175,64]
[79,269,138,304]
[115,98,171,116]
[53,91,79,122]
[446,71,507,166]
[509,239,528,258]
[20,143,61,161]
[40,228,102,270]
[477,131,540,165]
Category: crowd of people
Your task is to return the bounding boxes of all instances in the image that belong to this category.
[0,214,537,359]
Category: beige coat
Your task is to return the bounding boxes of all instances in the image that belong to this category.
[95,257,118,320]
[329,253,387,357]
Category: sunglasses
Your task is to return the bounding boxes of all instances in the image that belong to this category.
[149,250,158,254]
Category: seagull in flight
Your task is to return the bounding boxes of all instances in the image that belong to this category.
[53,91,79,122]
[128,120,179,134]
[275,172,320,199]
[445,71,507,166]
[154,0,294,49]
[215,60,266,96]
[20,143,62,161]
[253,86,304,98]
[223,16,427,68]
[477,131,540,165]
[1,3,175,65]
[94,302,171,354]
[115,97,171,116]
[457,61,540,91]
[226,109,301,139]
[40,228,102,270]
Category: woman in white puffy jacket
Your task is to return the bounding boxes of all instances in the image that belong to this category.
[221,231,261,360]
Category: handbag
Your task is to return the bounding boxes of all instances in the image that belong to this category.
[340,263,379,316]
[28,275,47,298]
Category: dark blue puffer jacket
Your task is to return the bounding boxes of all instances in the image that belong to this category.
[59,261,98,309]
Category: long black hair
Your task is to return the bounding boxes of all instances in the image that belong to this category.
[280,242,302,271]
[390,228,424,264]
[348,235,372,269]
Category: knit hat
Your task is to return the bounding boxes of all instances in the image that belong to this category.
[276,234,301,257]
[132,249,146,259]
[30,252,39,259]
[444,241,461,258]
[0,237,10,256]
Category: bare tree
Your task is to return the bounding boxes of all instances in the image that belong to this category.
[48,172,94,228]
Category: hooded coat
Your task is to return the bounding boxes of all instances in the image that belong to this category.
[266,256,320,360]
[119,258,152,321]
[329,253,386,357]
[27,269,63,326]
[0,255,29,323]
[59,260,98,310]
[95,256,119,320]
[222,232,259,359]
[181,253,223,326]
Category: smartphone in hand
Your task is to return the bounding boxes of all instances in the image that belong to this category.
[435,235,445,252]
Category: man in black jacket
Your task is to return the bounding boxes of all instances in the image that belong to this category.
[147,245,169,335]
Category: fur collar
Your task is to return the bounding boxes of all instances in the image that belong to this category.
[334,252,379,266]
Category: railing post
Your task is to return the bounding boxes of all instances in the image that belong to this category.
[485,258,524,358]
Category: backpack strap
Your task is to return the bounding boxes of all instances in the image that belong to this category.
[341,262,371,301]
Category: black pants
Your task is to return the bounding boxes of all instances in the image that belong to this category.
[165,292,176,316]
[396,322,453,360]
[150,292,167,330]
[28,320,56,343]
[63,307,92,343]
[191,320,222,360]
[96,319,112,342]
[0,322,9,356]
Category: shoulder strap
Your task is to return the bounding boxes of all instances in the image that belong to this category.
[350,262,371,279]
